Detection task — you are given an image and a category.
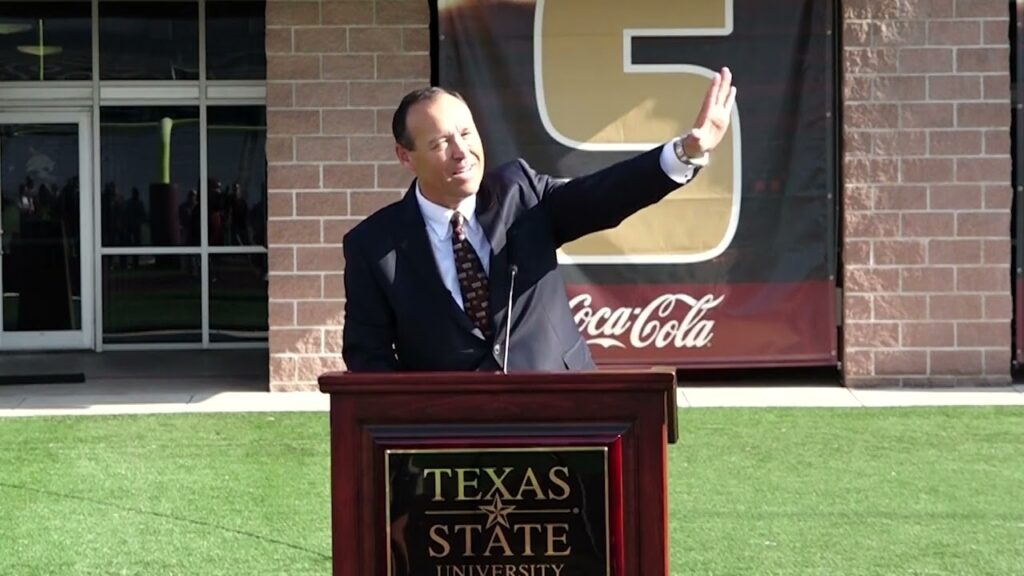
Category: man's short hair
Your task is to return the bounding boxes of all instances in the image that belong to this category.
[392,86,465,151]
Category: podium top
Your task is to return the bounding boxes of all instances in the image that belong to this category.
[320,370,678,443]
[318,370,675,395]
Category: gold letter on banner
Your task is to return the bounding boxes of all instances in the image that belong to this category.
[536,0,741,264]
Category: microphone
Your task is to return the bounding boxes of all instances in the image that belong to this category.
[502,264,518,374]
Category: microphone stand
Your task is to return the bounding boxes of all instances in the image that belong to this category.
[502,264,518,374]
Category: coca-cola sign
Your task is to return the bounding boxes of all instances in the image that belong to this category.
[565,282,835,368]
[571,293,724,350]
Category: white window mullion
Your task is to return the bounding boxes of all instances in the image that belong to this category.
[199,0,210,348]
[92,0,104,351]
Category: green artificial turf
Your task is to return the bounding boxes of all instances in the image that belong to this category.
[668,407,1024,576]
[1,408,1022,575]
[0,413,332,576]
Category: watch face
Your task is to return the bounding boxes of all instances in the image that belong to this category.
[674,138,686,160]
[674,138,709,167]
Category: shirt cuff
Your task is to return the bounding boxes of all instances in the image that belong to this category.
[659,138,706,185]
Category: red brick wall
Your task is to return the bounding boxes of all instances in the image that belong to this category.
[266,1,429,390]
[842,0,1013,386]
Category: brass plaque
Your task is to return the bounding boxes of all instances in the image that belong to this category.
[386,447,610,576]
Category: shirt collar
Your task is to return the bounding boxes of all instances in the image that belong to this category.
[415,183,479,242]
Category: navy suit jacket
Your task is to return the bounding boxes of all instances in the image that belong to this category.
[341,145,691,371]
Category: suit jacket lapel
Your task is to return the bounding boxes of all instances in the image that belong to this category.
[396,182,481,338]
[477,183,513,338]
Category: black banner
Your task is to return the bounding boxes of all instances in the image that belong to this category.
[438,0,837,367]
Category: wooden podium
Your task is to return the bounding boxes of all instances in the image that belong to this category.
[318,371,678,576]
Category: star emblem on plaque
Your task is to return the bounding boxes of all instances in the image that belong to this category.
[478,495,516,529]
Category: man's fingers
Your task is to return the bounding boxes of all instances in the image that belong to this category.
[717,67,732,106]
[704,71,721,116]
[694,68,735,133]
[725,86,737,113]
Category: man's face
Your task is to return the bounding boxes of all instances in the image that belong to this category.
[396,93,485,208]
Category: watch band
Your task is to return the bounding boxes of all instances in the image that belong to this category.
[674,137,710,167]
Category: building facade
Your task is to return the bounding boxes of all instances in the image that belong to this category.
[0,1,1014,390]
[266,0,1015,389]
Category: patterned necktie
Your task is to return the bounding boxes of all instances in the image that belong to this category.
[450,212,492,337]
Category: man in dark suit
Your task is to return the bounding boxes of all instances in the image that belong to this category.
[343,68,736,372]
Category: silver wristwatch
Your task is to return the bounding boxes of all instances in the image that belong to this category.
[674,137,710,167]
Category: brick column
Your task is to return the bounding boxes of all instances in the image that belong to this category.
[842,0,1012,386]
[266,1,430,390]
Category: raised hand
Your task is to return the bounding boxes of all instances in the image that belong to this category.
[682,67,737,157]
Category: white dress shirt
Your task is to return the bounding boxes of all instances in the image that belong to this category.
[416,140,701,309]
[416,187,492,311]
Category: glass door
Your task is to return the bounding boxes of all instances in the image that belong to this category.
[0,112,92,350]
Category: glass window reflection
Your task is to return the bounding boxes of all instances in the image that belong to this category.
[100,106,200,247]
[0,124,82,332]
[206,1,266,80]
[99,2,198,80]
[0,2,92,81]
[102,254,201,343]
[207,106,266,247]
[210,254,267,342]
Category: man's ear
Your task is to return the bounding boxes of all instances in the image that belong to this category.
[395,145,414,172]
